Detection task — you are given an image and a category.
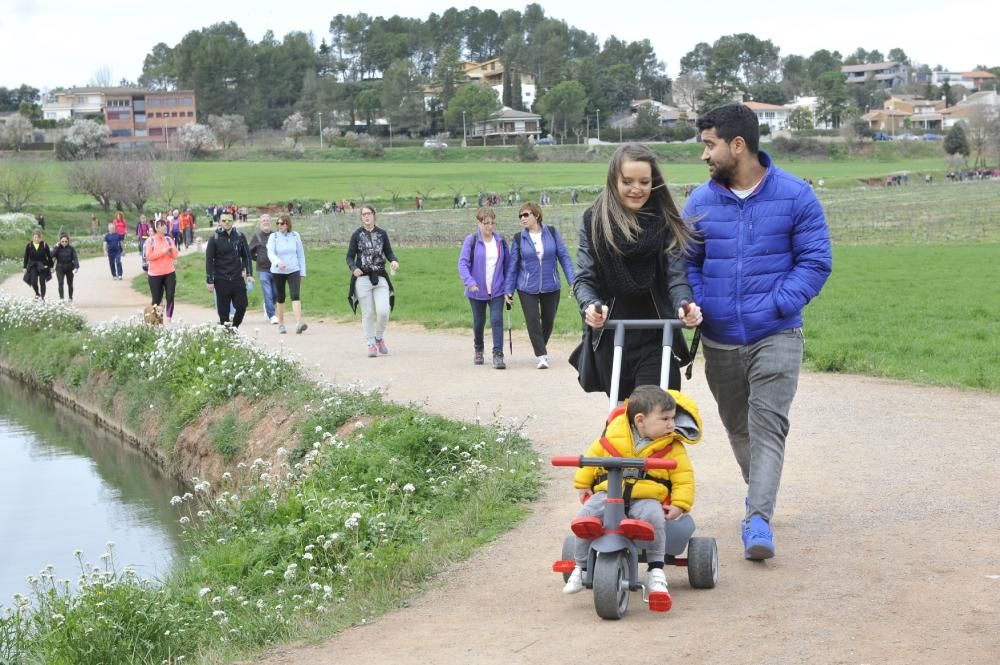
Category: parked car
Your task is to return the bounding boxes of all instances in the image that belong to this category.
[423,139,448,148]
[535,137,555,145]
[872,132,893,141]
[896,133,920,141]
[922,133,942,141]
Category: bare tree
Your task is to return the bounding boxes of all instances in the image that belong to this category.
[672,72,706,113]
[89,66,114,87]
[414,184,435,208]
[207,114,248,150]
[65,157,160,214]
[0,163,44,212]
[158,158,189,211]
[381,184,404,210]
[124,156,160,213]
[962,107,996,168]
[66,160,119,213]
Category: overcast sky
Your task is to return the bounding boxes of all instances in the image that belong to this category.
[3,0,995,90]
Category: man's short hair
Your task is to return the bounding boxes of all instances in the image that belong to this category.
[626,385,677,427]
[696,104,760,154]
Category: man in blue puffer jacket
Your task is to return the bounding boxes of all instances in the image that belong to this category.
[684,104,832,561]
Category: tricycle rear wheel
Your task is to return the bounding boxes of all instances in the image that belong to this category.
[687,537,718,589]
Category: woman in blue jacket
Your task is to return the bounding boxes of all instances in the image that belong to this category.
[504,201,575,369]
[458,207,509,369]
[266,214,308,334]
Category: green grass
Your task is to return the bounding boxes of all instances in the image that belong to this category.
[0,298,542,664]
[805,244,1000,390]
[2,142,955,211]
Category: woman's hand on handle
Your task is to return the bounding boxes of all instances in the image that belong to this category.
[678,302,703,328]
[584,303,609,330]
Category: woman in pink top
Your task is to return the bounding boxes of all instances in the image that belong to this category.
[144,218,180,323]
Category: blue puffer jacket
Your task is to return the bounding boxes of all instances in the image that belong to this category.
[503,225,575,295]
[684,151,832,345]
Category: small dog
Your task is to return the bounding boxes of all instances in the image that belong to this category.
[143,304,164,325]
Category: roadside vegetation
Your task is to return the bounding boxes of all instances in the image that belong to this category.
[0,296,541,664]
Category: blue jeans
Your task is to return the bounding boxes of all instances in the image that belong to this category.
[258,270,276,319]
[703,328,804,523]
[469,295,504,354]
[107,251,122,278]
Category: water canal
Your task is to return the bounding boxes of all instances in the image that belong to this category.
[0,374,185,604]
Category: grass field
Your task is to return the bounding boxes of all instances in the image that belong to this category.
[3,141,951,211]
[4,152,998,392]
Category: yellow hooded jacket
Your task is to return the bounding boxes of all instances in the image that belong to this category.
[572,390,703,512]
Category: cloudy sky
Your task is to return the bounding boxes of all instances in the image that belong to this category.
[2,0,994,90]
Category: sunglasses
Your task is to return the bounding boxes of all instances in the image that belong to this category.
[519,212,532,219]
[277,221,287,226]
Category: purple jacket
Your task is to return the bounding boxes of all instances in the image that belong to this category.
[458,232,508,300]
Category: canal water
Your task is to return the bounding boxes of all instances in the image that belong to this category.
[0,374,185,604]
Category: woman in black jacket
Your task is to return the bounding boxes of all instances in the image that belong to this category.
[346,205,399,357]
[572,143,703,399]
[51,232,80,303]
[22,228,54,301]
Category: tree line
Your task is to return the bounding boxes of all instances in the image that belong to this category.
[3,4,999,145]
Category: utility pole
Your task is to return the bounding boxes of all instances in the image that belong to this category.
[596,108,600,142]
[462,110,467,147]
[318,111,323,149]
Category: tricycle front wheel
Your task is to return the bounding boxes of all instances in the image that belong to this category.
[593,550,630,619]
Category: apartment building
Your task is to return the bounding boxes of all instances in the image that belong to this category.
[841,61,909,89]
[42,87,197,147]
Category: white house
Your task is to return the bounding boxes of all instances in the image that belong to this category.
[745,101,790,131]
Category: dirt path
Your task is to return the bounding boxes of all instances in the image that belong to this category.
[4,253,998,664]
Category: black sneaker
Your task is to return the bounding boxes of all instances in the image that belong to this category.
[492,352,506,370]
[474,350,484,365]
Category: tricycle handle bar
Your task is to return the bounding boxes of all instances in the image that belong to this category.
[603,319,686,413]
[551,455,677,470]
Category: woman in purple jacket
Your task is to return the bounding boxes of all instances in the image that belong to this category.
[504,201,575,369]
[458,207,509,369]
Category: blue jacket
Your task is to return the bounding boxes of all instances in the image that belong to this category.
[266,230,306,276]
[684,151,832,345]
[458,232,508,300]
[503,225,575,295]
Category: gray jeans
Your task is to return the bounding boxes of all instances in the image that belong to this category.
[703,328,804,522]
[354,276,390,344]
[573,492,695,566]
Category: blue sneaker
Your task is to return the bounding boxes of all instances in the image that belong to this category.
[743,515,775,560]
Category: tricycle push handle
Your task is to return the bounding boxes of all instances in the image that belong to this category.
[551,455,676,470]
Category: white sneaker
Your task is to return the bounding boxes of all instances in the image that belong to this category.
[646,568,668,594]
[562,566,585,594]
[537,355,549,369]
[269,315,279,324]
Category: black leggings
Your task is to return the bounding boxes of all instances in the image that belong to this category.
[272,271,301,303]
[147,272,176,318]
[56,266,74,299]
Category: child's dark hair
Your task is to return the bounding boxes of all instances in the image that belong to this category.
[626,385,676,427]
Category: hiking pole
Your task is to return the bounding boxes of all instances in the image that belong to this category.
[505,301,513,355]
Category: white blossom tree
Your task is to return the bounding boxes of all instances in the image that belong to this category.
[176,123,218,156]
[282,112,308,146]
[1,115,34,151]
[207,114,248,150]
[66,119,111,158]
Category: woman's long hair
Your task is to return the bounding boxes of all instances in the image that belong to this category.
[589,143,693,256]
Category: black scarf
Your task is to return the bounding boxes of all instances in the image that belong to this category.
[594,207,666,294]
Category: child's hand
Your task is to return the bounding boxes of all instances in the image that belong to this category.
[663,504,684,520]
[577,489,591,504]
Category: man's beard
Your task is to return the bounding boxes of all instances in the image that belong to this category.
[710,161,735,188]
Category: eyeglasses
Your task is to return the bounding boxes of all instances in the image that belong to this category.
[518,212,532,219]
[478,220,495,225]
[277,221,287,226]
